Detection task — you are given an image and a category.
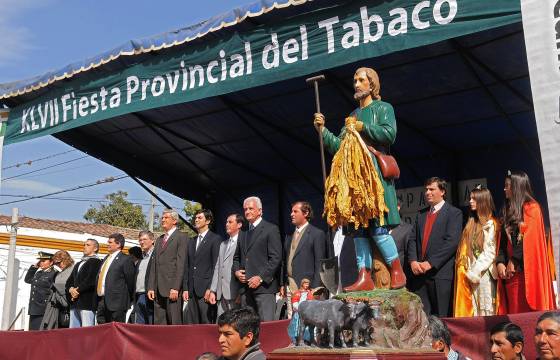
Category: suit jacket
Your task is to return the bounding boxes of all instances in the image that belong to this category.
[134,249,154,294]
[65,257,103,311]
[97,252,135,312]
[24,266,56,316]
[233,219,282,295]
[283,223,327,289]
[210,236,240,300]
[391,221,412,266]
[407,202,463,280]
[326,228,358,289]
[148,228,188,297]
[183,230,221,298]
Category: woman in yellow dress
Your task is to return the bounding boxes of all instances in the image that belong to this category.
[454,186,500,317]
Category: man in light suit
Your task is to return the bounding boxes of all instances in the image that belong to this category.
[407,177,463,317]
[147,209,188,325]
[208,213,243,318]
[96,233,135,323]
[233,196,282,321]
[281,201,326,317]
[183,209,221,324]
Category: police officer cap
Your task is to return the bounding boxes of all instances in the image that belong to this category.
[36,251,54,260]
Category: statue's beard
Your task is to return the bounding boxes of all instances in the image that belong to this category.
[353,89,370,101]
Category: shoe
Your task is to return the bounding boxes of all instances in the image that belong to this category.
[343,267,375,292]
[389,258,406,289]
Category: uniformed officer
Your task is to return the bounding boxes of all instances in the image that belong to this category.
[24,251,56,330]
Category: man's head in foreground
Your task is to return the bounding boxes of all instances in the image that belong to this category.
[217,307,260,360]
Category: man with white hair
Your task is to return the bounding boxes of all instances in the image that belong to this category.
[147,209,188,324]
[233,196,282,321]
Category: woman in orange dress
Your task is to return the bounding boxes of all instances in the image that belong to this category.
[454,186,499,317]
[496,170,556,314]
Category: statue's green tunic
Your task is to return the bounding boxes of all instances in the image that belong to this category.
[322,100,400,227]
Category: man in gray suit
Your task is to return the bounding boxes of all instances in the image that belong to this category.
[208,213,243,317]
[147,209,188,324]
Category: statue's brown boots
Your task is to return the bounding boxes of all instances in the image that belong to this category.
[389,258,407,289]
[343,267,375,292]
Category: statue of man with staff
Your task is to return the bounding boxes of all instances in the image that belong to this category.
[313,67,406,292]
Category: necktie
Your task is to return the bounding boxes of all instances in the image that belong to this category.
[96,256,111,296]
[161,233,169,249]
[226,238,234,253]
[196,235,203,250]
[249,223,255,231]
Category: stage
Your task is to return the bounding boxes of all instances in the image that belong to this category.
[0,311,545,359]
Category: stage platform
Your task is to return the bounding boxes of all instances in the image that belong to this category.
[0,311,545,359]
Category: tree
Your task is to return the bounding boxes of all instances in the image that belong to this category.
[181,200,201,237]
[84,191,147,229]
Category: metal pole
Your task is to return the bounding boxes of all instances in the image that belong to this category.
[2,208,18,330]
[149,185,156,231]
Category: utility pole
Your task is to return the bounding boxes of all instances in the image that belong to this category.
[148,185,156,231]
[2,208,19,330]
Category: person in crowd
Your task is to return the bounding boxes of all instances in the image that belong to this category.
[134,230,154,324]
[534,311,560,360]
[128,246,143,265]
[281,201,326,318]
[454,186,500,317]
[287,278,315,345]
[197,353,219,360]
[96,233,135,323]
[209,214,243,318]
[67,238,102,327]
[147,209,188,325]
[217,307,266,360]
[408,177,463,317]
[314,67,406,292]
[184,209,221,324]
[24,251,56,330]
[428,315,471,360]
[496,170,556,314]
[389,199,412,267]
[490,322,525,360]
[41,250,75,329]
[233,196,282,321]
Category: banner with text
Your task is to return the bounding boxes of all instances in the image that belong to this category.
[4,0,520,144]
[521,0,560,275]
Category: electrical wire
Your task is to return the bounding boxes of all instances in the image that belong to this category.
[0,175,129,206]
[2,155,89,181]
[2,149,78,170]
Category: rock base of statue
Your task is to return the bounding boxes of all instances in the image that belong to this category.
[268,347,446,360]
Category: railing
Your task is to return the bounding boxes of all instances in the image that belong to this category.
[8,307,25,330]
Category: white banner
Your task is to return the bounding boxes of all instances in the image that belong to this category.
[521,0,560,277]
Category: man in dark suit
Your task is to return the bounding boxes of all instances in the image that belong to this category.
[407,177,463,317]
[233,196,282,321]
[24,251,56,330]
[134,230,154,324]
[183,209,221,324]
[281,201,326,317]
[96,233,135,323]
[67,239,103,327]
[147,209,188,325]
[208,213,243,318]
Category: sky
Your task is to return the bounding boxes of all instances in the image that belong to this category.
[0,0,249,223]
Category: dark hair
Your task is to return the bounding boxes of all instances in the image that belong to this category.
[490,322,524,348]
[109,233,125,249]
[501,170,536,229]
[195,209,214,225]
[128,246,142,260]
[428,316,451,347]
[138,230,155,240]
[229,213,244,225]
[292,201,314,221]
[425,177,447,198]
[86,238,100,253]
[217,307,260,346]
[537,311,560,326]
